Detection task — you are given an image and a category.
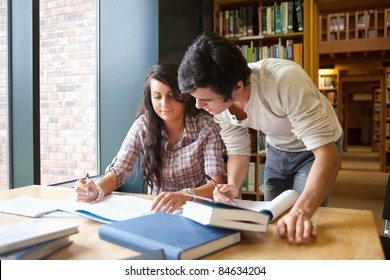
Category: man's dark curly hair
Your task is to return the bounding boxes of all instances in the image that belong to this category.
[178,32,252,101]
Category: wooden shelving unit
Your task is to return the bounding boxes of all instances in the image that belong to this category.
[383,69,390,172]
[319,7,390,54]
[240,129,267,201]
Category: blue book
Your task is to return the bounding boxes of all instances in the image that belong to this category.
[122,249,167,260]
[98,213,241,260]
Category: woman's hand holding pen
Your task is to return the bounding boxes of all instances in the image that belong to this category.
[74,177,98,202]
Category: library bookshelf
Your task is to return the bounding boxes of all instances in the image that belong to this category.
[318,69,342,124]
[213,0,317,78]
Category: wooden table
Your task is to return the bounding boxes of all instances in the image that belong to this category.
[0,185,385,260]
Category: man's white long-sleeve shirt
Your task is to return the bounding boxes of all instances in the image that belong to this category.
[214,58,343,155]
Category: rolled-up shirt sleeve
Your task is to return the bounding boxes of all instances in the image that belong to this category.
[214,114,251,156]
[199,119,225,177]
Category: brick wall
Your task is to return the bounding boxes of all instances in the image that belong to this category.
[0,0,98,190]
[40,0,97,185]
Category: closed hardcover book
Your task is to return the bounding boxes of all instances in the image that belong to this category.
[98,213,241,260]
[183,201,270,232]
[0,236,72,260]
[247,162,256,191]
[0,219,78,254]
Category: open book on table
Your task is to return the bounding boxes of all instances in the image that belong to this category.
[182,190,299,232]
[0,194,178,223]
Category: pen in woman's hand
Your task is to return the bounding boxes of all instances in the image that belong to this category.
[85,173,90,197]
[204,173,237,206]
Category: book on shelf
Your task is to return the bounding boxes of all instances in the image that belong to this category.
[0,236,72,260]
[182,190,299,232]
[257,130,267,153]
[98,212,241,260]
[229,10,235,37]
[0,194,178,223]
[258,163,265,192]
[293,42,303,66]
[217,11,223,36]
[339,15,346,31]
[0,219,78,255]
[257,4,263,35]
[281,1,288,34]
[274,2,282,34]
[247,162,256,192]
[241,175,248,191]
[247,5,255,36]
[294,0,303,32]
[266,5,274,35]
[287,1,294,33]
[286,39,294,61]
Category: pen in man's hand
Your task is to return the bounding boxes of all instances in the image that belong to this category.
[204,173,237,206]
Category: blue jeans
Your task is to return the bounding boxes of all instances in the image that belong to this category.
[263,135,343,206]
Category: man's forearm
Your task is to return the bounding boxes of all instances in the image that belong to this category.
[227,154,251,191]
[291,143,341,217]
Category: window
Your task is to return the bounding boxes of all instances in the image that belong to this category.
[39,0,97,185]
[0,0,7,191]
[2,0,158,189]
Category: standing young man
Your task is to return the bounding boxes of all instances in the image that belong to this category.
[178,32,343,245]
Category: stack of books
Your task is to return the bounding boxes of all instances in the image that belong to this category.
[0,219,78,260]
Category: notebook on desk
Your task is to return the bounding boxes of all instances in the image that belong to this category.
[0,194,181,223]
